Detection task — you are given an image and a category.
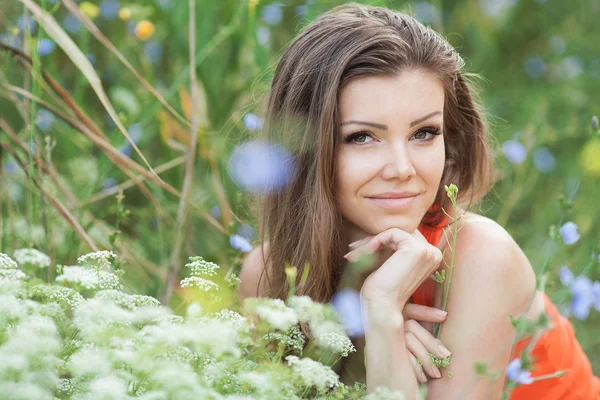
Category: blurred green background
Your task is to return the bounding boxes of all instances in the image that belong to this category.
[1,0,599,374]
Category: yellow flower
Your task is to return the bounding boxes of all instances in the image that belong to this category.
[11,27,20,36]
[118,7,132,21]
[135,20,155,41]
[579,137,600,176]
[79,2,100,19]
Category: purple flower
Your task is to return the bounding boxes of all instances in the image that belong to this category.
[559,265,574,286]
[227,140,295,194]
[524,57,546,79]
[502,140,527,164]
[128,123,143,144]
[243,113,263,131]
[210,205,221,219]
[592,282,600,312]
[237,224,255,241]
[63,13,82,34]
[101,178,117,190]
[230,234,253,253]
[17,14,37,33]
[119,143,132,157]
[262,3,283,25]
[532,147,555,173]
[559,221,580,245]
[570,276,594,320]
[36,110,55,131]
[99,0,120,20]
[143,40,163,65]
[330,288,365,337]
[37,39,56,57]
[506,358,534,385]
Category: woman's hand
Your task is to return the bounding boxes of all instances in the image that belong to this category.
[346,227,443,306]
[403,303,452,383]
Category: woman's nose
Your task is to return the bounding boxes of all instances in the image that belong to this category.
[380,145,416,181]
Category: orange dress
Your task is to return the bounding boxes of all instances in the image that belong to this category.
[415,214,600,400]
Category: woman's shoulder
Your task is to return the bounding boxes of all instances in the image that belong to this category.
[443,209,537,301]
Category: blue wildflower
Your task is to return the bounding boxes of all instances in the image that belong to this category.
[570,276,594,320]
[36,109,55,131]
[119,143,132,157]
[262,3,283,26]
[0,33,22,48]
[17,14,37,33]
[330,288,365,337]
[502,139,527,164]
[157,0,173,10]
[230,234,253,253]
[559,265,574,286]
[210,205,221,219]
[101,178,117,190]
[257,27,271,47]
[63,13,82,34]
[559,221,580,245]
[37,39,56,57]
[506,358,534,385]
[593,282,600,312]
[237,224,255,241]
[85,53,96,66]
[523,57,546,79]
[143,40,163,65]
[3,161,19,175]
[227,140,295,194]
[99,0,120,20]
[532,147,555,173]
[243,113,264,131]
[128,123,143,144]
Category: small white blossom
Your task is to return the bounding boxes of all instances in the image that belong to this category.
[31,285,85,309]
[77,250,117,270]
[94,290,161,310]
[180,276,219,291]
[185,256,220,276]
[56,266,123,291]
[0,253,18,269]
[13,248,51,269]
[365,386,406,400]
[247,298,299,331]
[285,355,340,392]
[315,331,356,357]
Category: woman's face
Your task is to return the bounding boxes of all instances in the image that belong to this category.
[336,69,446,237]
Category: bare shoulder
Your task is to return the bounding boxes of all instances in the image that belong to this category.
[238,241,271,301]
[441,210,537,302]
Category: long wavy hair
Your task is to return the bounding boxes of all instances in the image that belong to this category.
[253,3,496,318]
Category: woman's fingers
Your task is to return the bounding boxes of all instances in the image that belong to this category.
[403,303,447,323]
[405,330,442,379]
[409,352,427,383]
[405,319,452,361]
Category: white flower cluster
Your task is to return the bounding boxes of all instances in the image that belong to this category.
[315,332,356,357]
[264,324,306,355]
[13,248,51,268]
[365,386,407,400]
[56,266,123,291]
[285,355,340,393]
[94,289,161,310]
[31,284,85,309]
[0,252,18,269]
[77,250,117,270]
[185,256,220,276]
[180,276,220,291]
[246,298,299,331]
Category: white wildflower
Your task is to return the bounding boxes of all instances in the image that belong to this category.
[247,298,299,331]
[77,250,117,270]
[88,375,128,398]
[186,302,203,319]
[13,248,51,269]
[285,355,340,392]
[264,324,306,354]
[0,268,27,280]
[56,266,123,291]
[0,252,18,269]
[94,289,161,310]
[185,256,220,276]
[287,295,326,321]
[365,386,406,400]
[180,276,219,291]
[31,285,85,309]
[315,332,356,357]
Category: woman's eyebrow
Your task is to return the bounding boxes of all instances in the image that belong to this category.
[340,111,442,129]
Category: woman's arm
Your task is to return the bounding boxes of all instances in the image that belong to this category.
[362,298,422,399]
[425,221,537,399]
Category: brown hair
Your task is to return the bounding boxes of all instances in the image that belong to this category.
[254,3,495,312]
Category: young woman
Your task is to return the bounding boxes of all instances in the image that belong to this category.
[238,3,600,399]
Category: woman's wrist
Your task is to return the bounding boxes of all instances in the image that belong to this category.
[360,293,405,332]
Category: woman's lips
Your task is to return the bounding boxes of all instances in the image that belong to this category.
[366,194,419,210]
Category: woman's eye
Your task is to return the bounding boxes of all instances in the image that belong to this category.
[345,131,373,144]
